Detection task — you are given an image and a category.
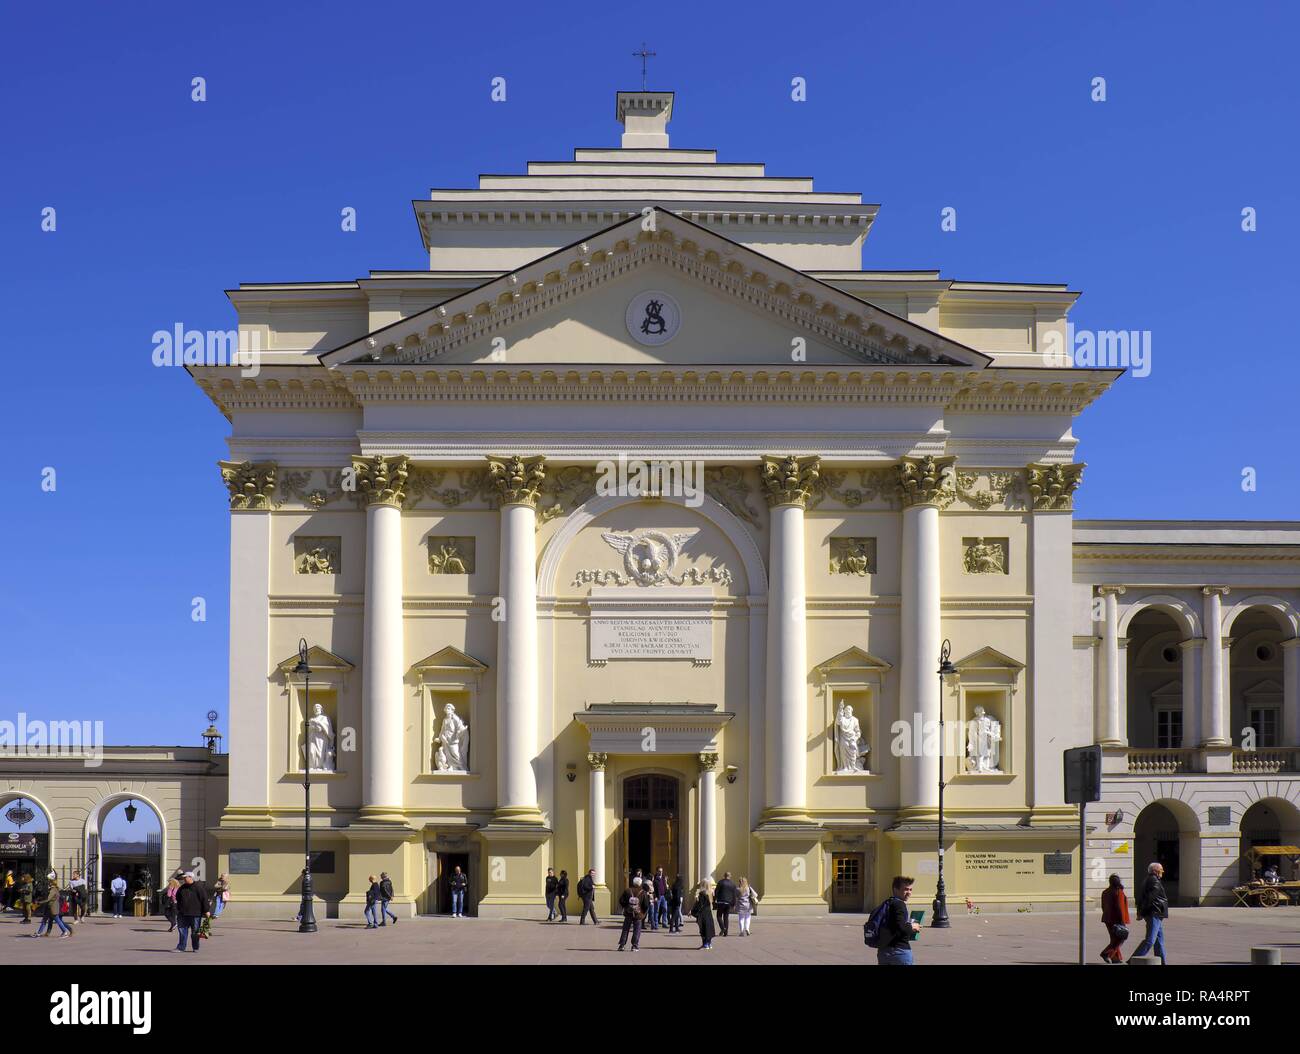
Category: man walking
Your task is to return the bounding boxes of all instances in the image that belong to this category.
[555,869,570,922]
[545,867,558,921]
[577,867,599,925]
[650,867,669,931]
[378,871,398,926]
[1129,861,1169,964]
[713,871,737,937]
[617,876,649,952]
[364,874,380,928]
[872,875,921,965]
[174,872,211,952]
[110,873,127,918]
[449,865,468,917]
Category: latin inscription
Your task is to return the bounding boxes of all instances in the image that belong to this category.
[590,616,711,661]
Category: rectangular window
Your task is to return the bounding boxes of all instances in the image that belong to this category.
[1247,707,1279,748]
[1155,708,1182,749]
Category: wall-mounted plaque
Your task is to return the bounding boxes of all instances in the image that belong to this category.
[229,849,261,875]
[962,537,1008,575]
[1043,851,1072,875]
[1208,806,1232,826]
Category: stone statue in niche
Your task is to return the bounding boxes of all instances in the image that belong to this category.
[304,702,336,772]
[962,537,1007,575]
[965,705,1003,773]
[829,537,876,576]
[434,703,470,772]
[428,536,475,574]
[833,701,869,774]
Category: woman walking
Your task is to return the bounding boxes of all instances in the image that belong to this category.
[690,881,716,950]
[163,877,180,931]
[735,877,760,936]
[212,874,229,918]
[33,877,71,938]
[364,875,381,928]
[1099,873,1130,963]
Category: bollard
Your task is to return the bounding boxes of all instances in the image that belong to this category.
[1129,954,1162,966]
[1251,946,1282,966]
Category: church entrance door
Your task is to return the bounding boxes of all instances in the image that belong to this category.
[620,774,680,886]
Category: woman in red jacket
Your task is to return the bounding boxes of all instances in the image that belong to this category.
[1100,873,1131,963]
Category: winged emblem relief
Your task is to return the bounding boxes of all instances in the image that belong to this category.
[571,529,732,587]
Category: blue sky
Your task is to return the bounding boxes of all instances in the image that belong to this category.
[2,0,1296,746]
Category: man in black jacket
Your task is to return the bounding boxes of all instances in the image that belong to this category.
[544,868,558,921]
[378,872,398,926]
[1129,861,1169,964]
[173,873,211,953]
[555,869,570,922]
[713,872,737,936]
[576,868,599,925]
[877,875,921,965]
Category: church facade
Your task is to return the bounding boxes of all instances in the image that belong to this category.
[177,91,1300,918]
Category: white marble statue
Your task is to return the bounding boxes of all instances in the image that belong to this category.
[966,705,1003,773]
[305,702,335,772]
[833,701,869,774]
[434,703,470,772]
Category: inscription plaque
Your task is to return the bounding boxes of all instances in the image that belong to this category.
[589,616,711,661]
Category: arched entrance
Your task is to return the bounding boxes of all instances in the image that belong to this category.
[1132,799,1200,905]
[86,794,164,914]
[0,793,53,883]
[1239,798,1300,884]
[620,774,681,885]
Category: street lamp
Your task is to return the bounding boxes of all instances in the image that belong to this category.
[932,639,957,929]
[294,638,318,933]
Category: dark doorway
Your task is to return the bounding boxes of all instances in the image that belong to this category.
[437,853,471,916]
[621,775,679,884]
[831,853,865,913]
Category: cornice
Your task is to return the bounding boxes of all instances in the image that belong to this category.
[1073,546,1300,563]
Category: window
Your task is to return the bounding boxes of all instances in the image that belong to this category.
[1247,707,1279,748]
[1155,708,1183,749]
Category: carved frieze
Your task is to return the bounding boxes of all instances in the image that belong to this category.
[703,466,762,526]
[573,528,732,588]
[219,460,278,510]
[428,536,475,574]
[829,537,876,576]
[294,536,341,574]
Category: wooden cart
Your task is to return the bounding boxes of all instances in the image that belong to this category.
[1232,846,1300,907]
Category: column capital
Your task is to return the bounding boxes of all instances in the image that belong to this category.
[586,751,608,771]
[1096,584,1127,597]
[1202,585,1231,598]
[894,454,956,508]
[760,454,821,508]
[698,751,719,771]
[351,454,410,507]
[219,459,278,510]
[487,454,546,507]
[1026,462,1085,510]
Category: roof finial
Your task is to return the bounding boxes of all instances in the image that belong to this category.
[632,43,656,91]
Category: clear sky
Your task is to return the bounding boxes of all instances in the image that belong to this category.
[2,0,1296,746]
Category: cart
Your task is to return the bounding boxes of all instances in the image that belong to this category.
[1232,846,1300,907]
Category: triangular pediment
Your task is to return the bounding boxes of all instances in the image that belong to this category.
[321,209,990,371]
[953,646,1024,672]
[276,645,354,675]
[1244,678,1283,699]
[410,645,488,675]
[816,645,893,675]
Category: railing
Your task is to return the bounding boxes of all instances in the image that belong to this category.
[1233,749,1297,774]
[1126,749,1193,774]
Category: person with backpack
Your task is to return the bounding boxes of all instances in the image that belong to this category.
[865,875,920,965]
[33,876,71,939]
[378,872,398,926]
[690,880,716,950]
[576,867,598,925]
[449,865,468,918]
[1128,861,1169,964]
[1099,873,1130,963]
[617,876,649,951]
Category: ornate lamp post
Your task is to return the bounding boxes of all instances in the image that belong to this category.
[294,638,318,933]
[932,639,957,929]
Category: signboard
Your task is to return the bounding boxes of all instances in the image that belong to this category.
[1063,744,1102,804]
[590,616,711,661]
[0,834,37,857]
[229,849,261,875]
[1208,806,1232,826]
[4,805,35,826]
[1044,852,1073,875]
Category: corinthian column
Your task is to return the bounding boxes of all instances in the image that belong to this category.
[896,455,955,817]
[1202,586,1230,746]
[355,454,410,822]
[587,752,607,885]
[489,455,546,822]
[760,454,819,823]
[698,751,719,879]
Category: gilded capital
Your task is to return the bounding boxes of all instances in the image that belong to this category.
[487,454,546,507]
[760,454,821,508]
[351,454,410,507]
[894,455,955,508]
[698,751,719,772]
[586,752,608,771]
[1027,462,1085,510]
[219,459,278,510]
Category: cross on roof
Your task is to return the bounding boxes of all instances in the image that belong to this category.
[632,43,656,90]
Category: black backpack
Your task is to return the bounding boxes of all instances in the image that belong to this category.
[863,898,892,948]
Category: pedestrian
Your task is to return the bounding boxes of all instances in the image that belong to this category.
[173,872,211,952]
[1129,861,1169,964]
[2,869,12,911]
[545,867,558,921]
[364,874,380,928]
[690,881,716,950]
[868,875,920,965]
[617,875,649,952]
[33,876,71,939]
[576,867,599,925]
[668,874,685,933]
[555,869,570,922]
[110,873,128,918]
[650,867,669,931]
[212,874,229,918]
[68,870,87,922]
[449,865,468,917]
[378,871,398,926]
[163,877,180,930]
[735,877,760,936]
[1099,873,1130,964]
[18,874,34,924]
[714,871,737,936]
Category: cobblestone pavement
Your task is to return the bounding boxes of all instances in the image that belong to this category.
[5,906,1297,965]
